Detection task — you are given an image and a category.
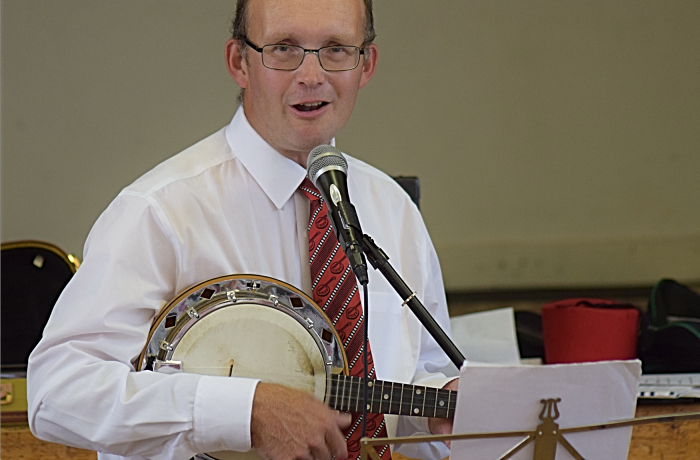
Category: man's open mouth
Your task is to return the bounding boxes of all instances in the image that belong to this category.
[293,101,328,112]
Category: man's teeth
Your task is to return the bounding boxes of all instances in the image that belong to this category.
[295,101,326,112]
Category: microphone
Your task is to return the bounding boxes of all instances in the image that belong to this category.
[306,145,368,285]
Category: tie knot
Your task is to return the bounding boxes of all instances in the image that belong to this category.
[299,177,323,202]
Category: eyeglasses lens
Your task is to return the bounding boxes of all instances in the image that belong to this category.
[262,45,360,71]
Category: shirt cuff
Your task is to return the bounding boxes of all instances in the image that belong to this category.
[413,374,455,392]
[193,375,260,453]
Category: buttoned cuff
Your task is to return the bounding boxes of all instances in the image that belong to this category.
[193,376,260,453]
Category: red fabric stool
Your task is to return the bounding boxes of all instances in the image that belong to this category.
[542,298,639,364]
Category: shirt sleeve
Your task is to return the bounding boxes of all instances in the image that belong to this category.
[27,194,259,459]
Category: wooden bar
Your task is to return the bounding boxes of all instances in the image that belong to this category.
[3,401,698,459]
[1,425,97,460]
[628,401,700,460]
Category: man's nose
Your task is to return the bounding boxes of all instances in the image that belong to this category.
[295,51,326,85]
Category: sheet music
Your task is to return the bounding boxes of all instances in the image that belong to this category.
[451,360,641,460]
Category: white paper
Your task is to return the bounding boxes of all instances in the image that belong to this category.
[451,360,641,460]
[449,307,521,365]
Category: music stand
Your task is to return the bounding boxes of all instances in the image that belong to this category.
[359,360,700,460]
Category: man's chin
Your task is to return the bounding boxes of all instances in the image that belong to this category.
[290,131,336,153]
[297,140,333,158]
[277,118,344,158]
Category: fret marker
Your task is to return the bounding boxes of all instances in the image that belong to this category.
[439,400,445,407]
[416,389,422,395]
[413,408,419,414]
[367,404,371,410]
[368,381,373,387]
[383,394,389,400]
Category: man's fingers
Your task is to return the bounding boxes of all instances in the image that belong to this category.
[325,420,349,460]
[252,383,351,460]
[336,412,353,429]
[427,379,459,448]
[310,437,333,460]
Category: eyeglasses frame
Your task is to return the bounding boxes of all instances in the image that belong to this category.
[243,38,366,72]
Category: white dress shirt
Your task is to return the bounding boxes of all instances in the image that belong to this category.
[28,107,453,460]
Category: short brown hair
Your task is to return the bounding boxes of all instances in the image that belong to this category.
[230,0,376,46]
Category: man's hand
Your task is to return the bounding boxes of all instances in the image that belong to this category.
[251,382,352,460]
[427,379,459,448]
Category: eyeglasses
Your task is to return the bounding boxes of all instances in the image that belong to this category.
[244,38,365,72]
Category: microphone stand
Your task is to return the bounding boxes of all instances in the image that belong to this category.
[361,281,369,443]
[360,234,466,369]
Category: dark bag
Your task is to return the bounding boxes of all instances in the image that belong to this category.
[639,279,700,373]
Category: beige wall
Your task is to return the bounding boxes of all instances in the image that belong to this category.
[2,0,699,291]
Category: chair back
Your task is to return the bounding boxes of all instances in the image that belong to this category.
[1,241,79,372]
[392,176,420,209]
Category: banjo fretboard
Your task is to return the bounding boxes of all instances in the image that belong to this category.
[328,374,456,419]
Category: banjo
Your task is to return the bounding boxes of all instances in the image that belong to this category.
[137,274,456,460]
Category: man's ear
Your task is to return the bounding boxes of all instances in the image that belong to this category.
[358,43,378,89]
[225,38,249,89]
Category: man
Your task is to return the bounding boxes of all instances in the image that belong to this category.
[27,0,456,459]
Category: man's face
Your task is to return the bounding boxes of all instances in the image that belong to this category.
[226,0,378,165]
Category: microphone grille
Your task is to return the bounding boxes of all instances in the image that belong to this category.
[307,145,348,183]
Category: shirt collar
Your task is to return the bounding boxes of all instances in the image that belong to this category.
[225,106,308,210]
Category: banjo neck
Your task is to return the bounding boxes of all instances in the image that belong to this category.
[327,374,456,419]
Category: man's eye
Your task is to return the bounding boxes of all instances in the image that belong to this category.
[272,45,290,53]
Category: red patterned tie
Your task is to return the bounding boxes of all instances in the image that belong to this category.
[299,178,391,460]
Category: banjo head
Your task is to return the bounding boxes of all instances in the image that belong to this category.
[137,275,349,460]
